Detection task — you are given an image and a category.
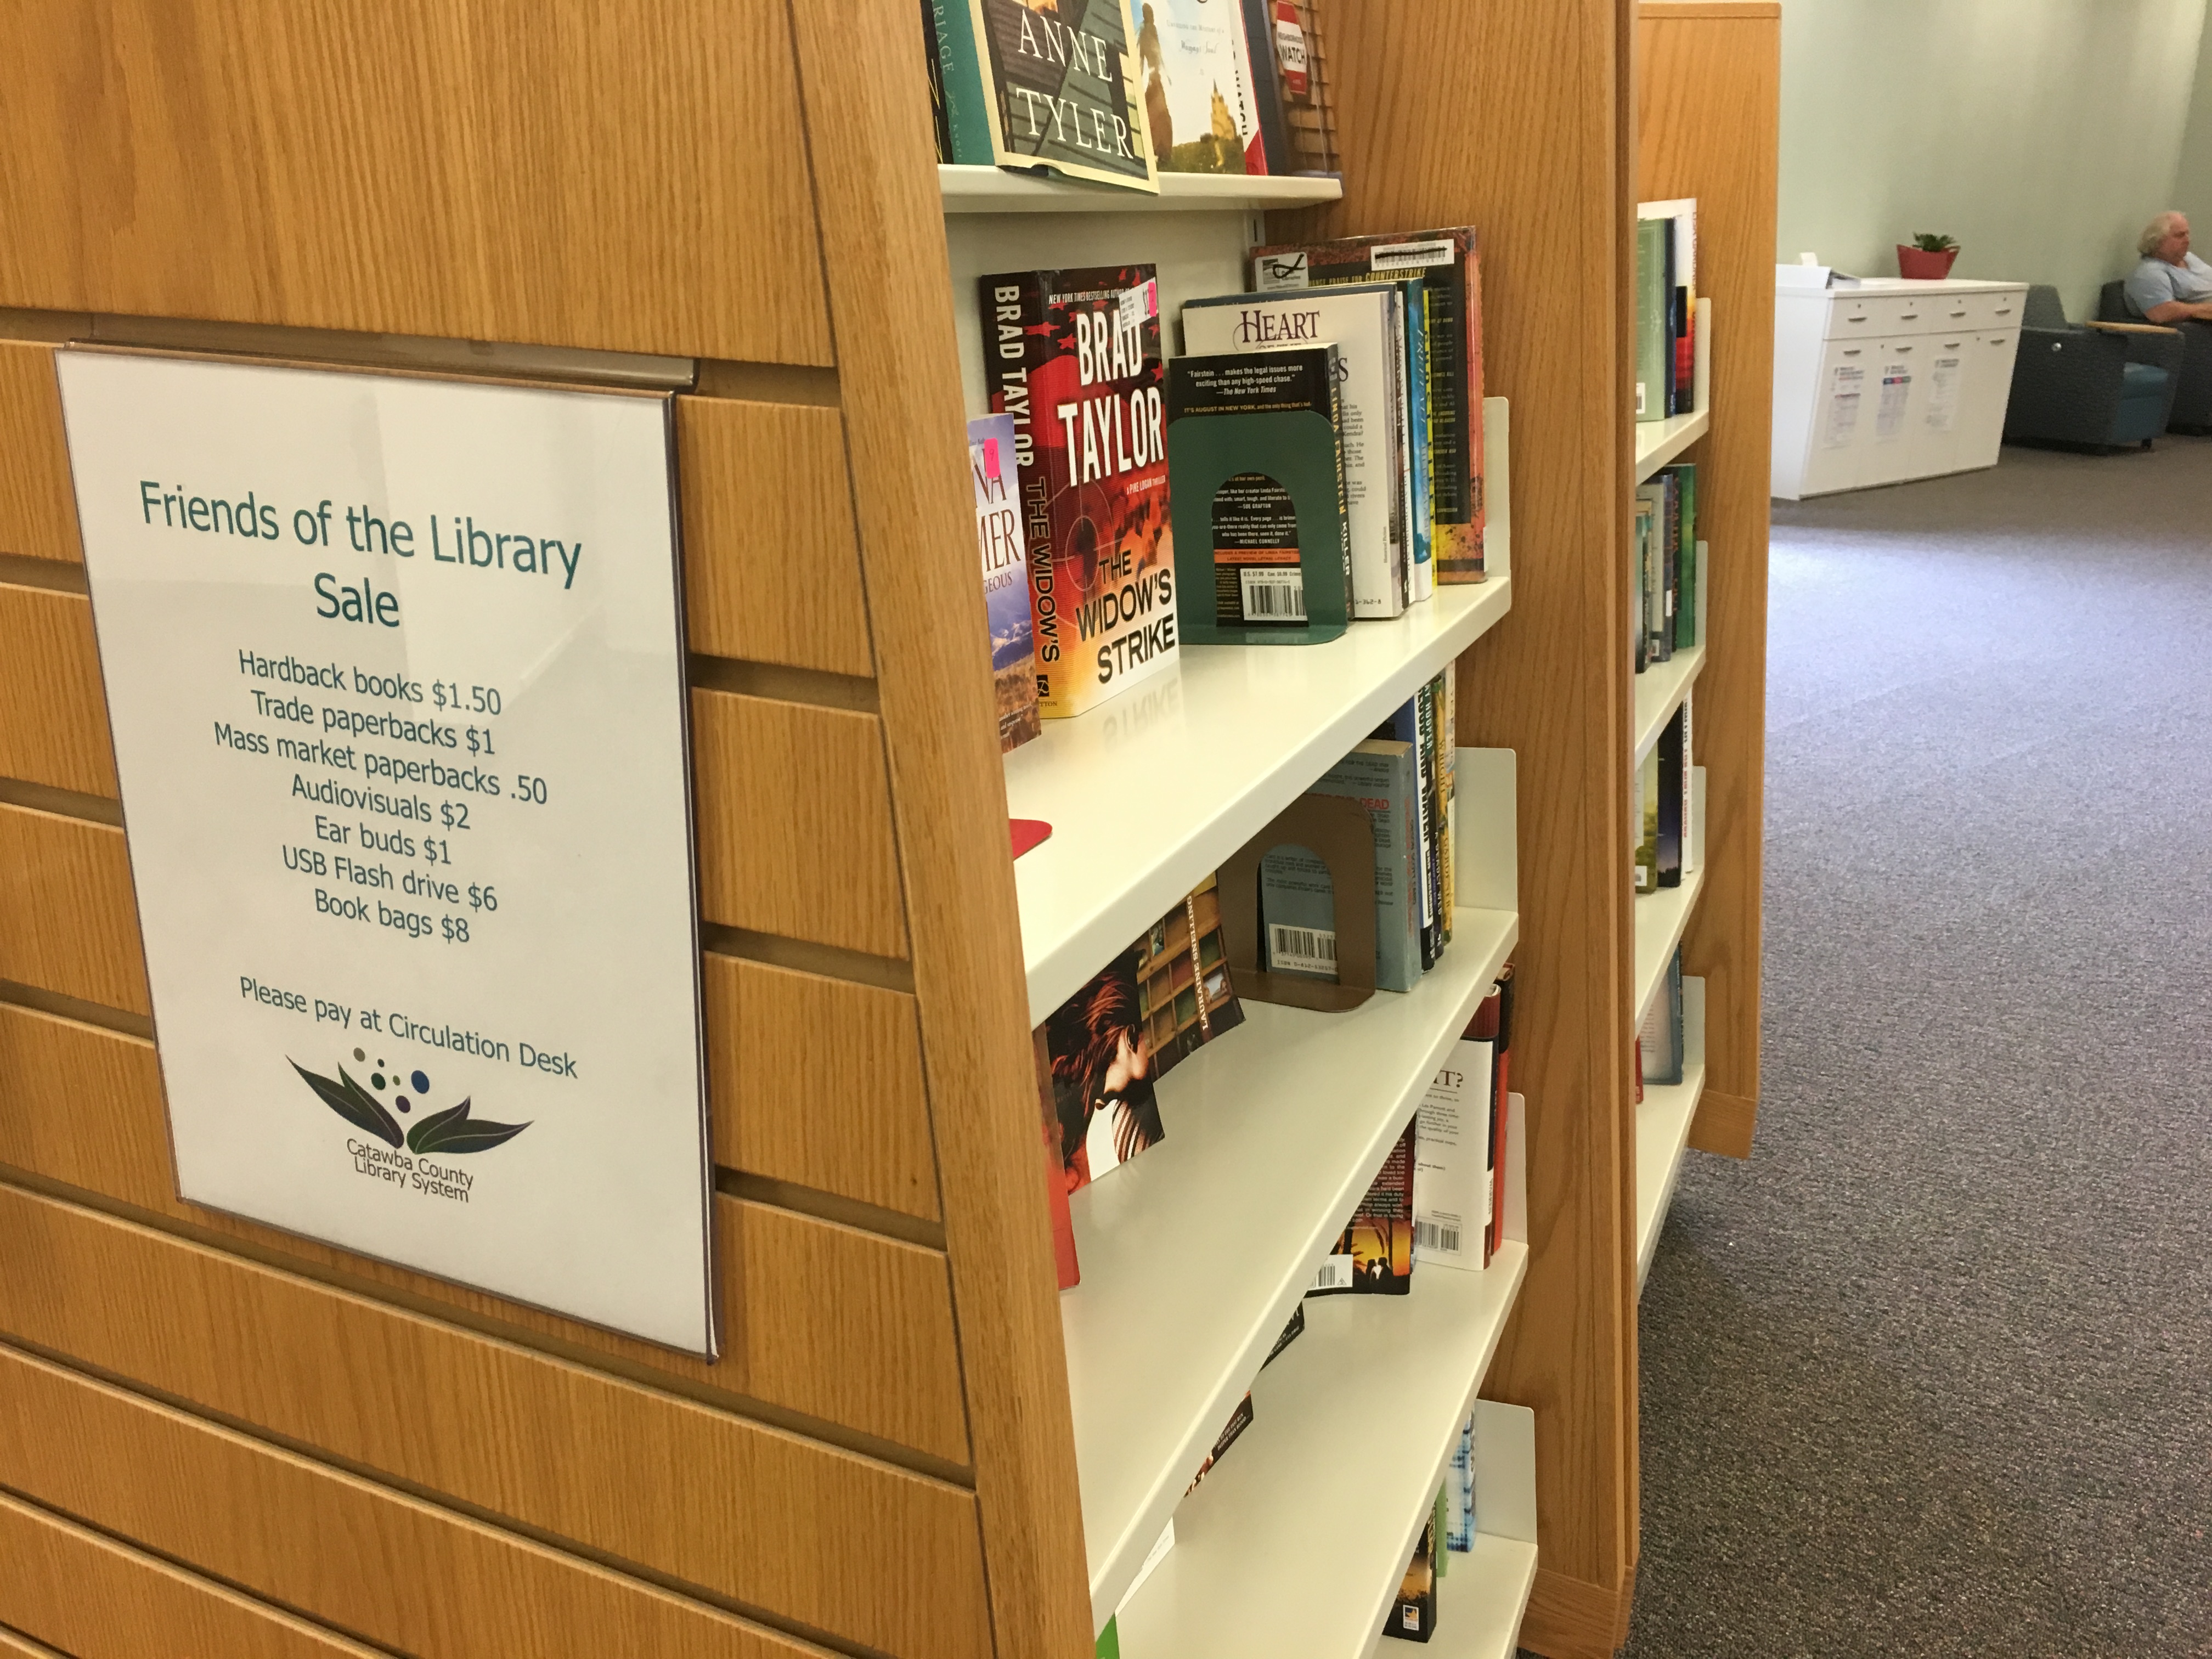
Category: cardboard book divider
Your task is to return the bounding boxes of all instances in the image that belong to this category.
[1217,793,1378,1013]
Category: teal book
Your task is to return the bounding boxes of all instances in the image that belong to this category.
[1667,463,1699,650]
[1257,738,1421,991]
[930,0,996,164]
[1634,217,1667,423]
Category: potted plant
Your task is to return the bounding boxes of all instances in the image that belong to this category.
[1898,233,1960,280]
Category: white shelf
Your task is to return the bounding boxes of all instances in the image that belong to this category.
[1634,408,1708,482]
[1632,644,1705,765]
[1635,977,1707,1293]
[1070,907,1519,1627]
[1114,1242,1530,1657]
[1009,579,1513,1023]
[939,163,1344,215]
[1633,864,1703,1026]
[1427,1534,1541,1659]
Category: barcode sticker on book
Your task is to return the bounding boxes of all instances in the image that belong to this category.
[1240,567,1306,620]
[1312,1254,1354,1292]
[1415,1219,1462,1257]
[1268,923,1335,975]
[1368,238,1455,272]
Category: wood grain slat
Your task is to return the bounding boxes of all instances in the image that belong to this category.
[786,5,1093,1656]
[0,1626,66,1658]
[0,1343,838,1659]
[0,1490,381,1659]
[0,585,113,795]
[1640,5,1775,1151]
[692,689,910,961]
[680,398,875,678]
[0,804,145,1013]
[0,343,79,564]
[0,4,831,365]
[1685,1085,1756,1159]
[0,1181,992,1659]
[705,953,940,1221]
[0,1000,969,1464]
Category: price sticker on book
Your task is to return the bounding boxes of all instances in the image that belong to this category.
[55,349,716,1356]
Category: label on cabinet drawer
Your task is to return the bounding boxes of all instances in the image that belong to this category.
[1824,363,1865,447]
[1927,356,1963,433]
[1876,359,1912,441]
[54,349,716,1357]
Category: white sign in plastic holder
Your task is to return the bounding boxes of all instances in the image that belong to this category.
[57,348,716,1356]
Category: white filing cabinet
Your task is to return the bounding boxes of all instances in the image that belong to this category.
[1771,274,2027,499]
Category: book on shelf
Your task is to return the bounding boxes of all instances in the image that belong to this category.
[1634,746,1658,894]
[1669,464,1700,652]
[1634,215,1668,423]
[1436,668,1455,945]
[1639,948,1684,1087]
[1447,1410,1476,1553]
[922,1,953,162]
[1185,1390,1255,1493]
[934,0,1160,192]
[1474,966,1514,1258]
[1385,1509,1438,1642]
[1258,737,1421,990]
[1042,874,1244,1195]
[1238,0,1339,175]
[1635,477,1673,665]
[1310,1114,1416,1295]
[1182,284,1409,617]
[1370,681,1444,970]
[1164,345,1351,641]
[1139,0,1270,174]
[1631,465,1700,675]
[1248,228,1488,582]
[1630,496,1652,675]
[1413,1009,1495,1271]
[1656,699,1685,889]
[1263,1301,1305,1366]
[1680,689,1698,875]
[981,263,1177,716]
[1640,199,1699,415]
[1033,1028,1081,1290]
[969,414,1041,753]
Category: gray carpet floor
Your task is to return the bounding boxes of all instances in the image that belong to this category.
[1623,439,2212,1658]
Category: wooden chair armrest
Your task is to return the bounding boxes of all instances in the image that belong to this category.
[2086,320,2182,336]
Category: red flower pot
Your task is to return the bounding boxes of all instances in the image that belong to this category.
[1897,245,1960,280]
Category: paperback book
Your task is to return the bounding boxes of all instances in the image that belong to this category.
[1182,284,1409,616]
[1310,1115,1415,1295]
[1237,0,1338,174]
[1473,967,1514,1258]
[1249,227,1488,581]
[936,0,1160,191]
[1257,737,1421,991]
[1164,346,1351,641]
[1413,1014,1496,1270]
[1139,0,1269,173]
[982,263,1178,716]
[1386,1511,1437,1642]
[970,414,1041,752]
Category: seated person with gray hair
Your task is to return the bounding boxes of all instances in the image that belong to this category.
[2125,212,2212,323]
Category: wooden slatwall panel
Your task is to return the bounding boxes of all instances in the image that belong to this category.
[0,1182,993,1659]
[0,1490,385,1659]
[0,1345,838,1659]
[787,3,1094,1655]
[0,342,80,562]
[1279,1,1640,1651]
[1636,1,1778,1160]
[0,4,832,365]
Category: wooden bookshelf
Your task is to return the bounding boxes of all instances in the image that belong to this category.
[0,2,1771,1656]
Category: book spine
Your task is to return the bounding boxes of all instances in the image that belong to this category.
[1414,684,1438,970]
[1389,290,1411,607]
[1407,283,1434,601]
[1656,706,1683,889]
[1239,0,1296,175]
[1440,667,1454,944]
[933,0,997,166]
[1487,968,1513,1260]
[1681,690,1696,874]
[1655,475,1676,664]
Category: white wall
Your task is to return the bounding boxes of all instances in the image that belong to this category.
[1779,0,2208,319]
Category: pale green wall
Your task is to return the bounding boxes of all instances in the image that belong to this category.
[2170,10,2212,238]
[1778,0,2209,319]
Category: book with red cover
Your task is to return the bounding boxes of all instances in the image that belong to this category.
[1310,1115,1416,1295]
[1248,227,1488,582]
[979,263,1178,719]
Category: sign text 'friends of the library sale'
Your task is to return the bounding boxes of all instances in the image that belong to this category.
[58,350,715,1355]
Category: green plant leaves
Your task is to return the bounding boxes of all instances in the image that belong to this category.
[292,1060,403,1148]
[405,1097,531,1156]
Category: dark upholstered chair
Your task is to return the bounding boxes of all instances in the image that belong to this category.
[2100,278,2212,430]
[2007,286,2181,450]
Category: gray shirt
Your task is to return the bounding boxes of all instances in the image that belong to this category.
[2125,251,2212,315]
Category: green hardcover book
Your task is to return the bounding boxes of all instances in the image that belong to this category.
[1669,464,1699,651]
[1631,498,1654,674]
[930,0,997,164]
[1634,217,1667,424]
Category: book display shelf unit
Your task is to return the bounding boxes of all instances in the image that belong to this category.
[0,9,1769,1659]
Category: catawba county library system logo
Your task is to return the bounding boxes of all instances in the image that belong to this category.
[291,1049,529,1200]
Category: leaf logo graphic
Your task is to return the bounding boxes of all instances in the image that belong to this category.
[293,1060,530,1156]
